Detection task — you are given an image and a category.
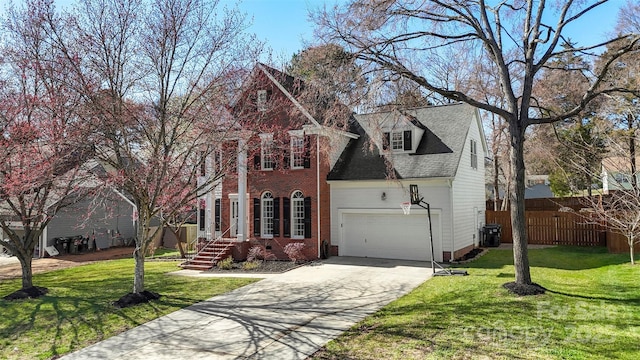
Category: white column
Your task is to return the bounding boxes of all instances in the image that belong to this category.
[237,137,247,242]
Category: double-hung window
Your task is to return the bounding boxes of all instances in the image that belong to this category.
[470,139,478,169]
[261,192,274,237]
[391,131,404,150]
[383,130,412,152]
[261,134,274,170]
[291,136,305,169]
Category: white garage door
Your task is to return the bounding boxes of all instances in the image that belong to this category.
[341,212,441,261]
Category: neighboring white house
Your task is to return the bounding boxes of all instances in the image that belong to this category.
[327,103,487,262]
[601,156,640,194]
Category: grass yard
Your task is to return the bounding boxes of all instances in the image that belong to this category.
[314,246,640,360]
[0,259,258,360]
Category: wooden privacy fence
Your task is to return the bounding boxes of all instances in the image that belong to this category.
[485,211,606,246]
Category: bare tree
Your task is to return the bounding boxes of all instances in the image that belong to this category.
[54,0,263,299]
[315,0,640,294]
[0,0,95,297]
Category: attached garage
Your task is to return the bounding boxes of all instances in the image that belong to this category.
[339,210,442,262]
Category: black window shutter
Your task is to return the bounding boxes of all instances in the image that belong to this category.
[199,209,205,231]
[200,151,206,176]
[303,136,311,168]
[254,155,261,170]
[273,197,280,237]
[283,197,291,237]
[283,148,290,169]
[214,199,221,231]
[403,130,412,150]
[253,198,261,236]
[304,196,312,239]
[383,132,390,150]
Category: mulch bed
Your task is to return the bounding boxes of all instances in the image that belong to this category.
[452,247,486,263]
[113,290,161,308]
[3,286,49,301]
[502,282,546,296]
[208,260,304,273]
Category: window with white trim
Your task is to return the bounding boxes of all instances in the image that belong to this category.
[261,192,274,237]
[291,136,305,169]
[391,131,403,150]
[257,90,267,112]
[470,139,478,169]
[291,191,305,238]
[261,135,274,170]
[383,130,412,152]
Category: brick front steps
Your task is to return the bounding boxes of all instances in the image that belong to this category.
[179,241,234,271]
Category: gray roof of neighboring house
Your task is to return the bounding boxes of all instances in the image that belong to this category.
[328,103,477,181]
[524,184,554,199]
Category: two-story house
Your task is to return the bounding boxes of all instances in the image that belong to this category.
[183,64,487,269]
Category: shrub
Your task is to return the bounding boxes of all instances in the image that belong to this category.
[283,242,306,263]
[247,245,276,261]
[241,260,260,270]
[217,256,234,270]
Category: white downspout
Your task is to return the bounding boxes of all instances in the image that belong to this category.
[237,137,247,242]
[316,135,321,258]
[448,179,454,262]
[40,225,47,258]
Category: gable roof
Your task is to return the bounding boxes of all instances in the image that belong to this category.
[327,102,478,181]
[252,63,321,127]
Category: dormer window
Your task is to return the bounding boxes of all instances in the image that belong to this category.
[257,90,267,112]
[383,130,412,152]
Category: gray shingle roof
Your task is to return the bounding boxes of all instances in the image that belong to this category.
[328,103,476,180]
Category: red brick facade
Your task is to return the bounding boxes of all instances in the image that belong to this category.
[219,134,331,261]
[214,65,332,261]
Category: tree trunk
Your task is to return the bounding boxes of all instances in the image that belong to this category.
[629,234,636,266]
[629,115,637,190]
[509,122,532,285]
[133,245,145,293]
[133,216,148,294]
[18,255,34,290]
[169,226,186,258]
[493,155,500,211]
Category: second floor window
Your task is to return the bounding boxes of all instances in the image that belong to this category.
[470,139,478,169]
[291,136,305,169]
[261,135,274,170]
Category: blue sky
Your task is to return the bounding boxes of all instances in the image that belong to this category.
[1,0,623,58]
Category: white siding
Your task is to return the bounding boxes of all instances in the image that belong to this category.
[451,113,486,255]
[329,179,453,261]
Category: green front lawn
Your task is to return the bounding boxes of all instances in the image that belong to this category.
[0,260,258,360]
[315,246,640,360]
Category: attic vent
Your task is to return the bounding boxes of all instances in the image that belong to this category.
[257,90,267,112]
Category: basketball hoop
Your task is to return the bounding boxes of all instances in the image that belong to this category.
[401,202,411,215]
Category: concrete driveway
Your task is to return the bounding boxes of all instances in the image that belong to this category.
[60,257,432,360]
